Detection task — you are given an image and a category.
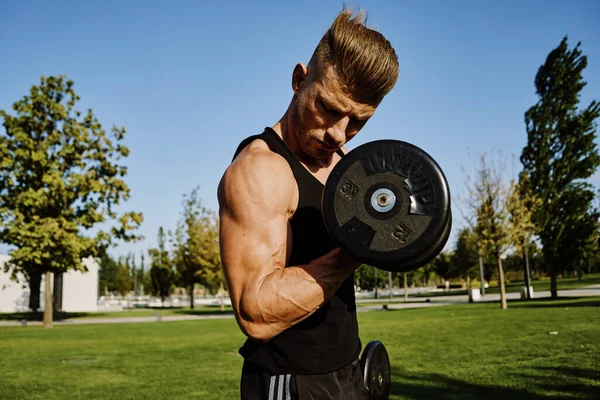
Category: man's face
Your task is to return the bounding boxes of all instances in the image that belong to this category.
[289,64,377,163]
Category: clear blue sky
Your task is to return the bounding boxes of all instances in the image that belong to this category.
[1,0,599,264]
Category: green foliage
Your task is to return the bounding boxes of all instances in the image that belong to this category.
[0,75,143,281]
[505,178,540,253]
[148,227,174,302]
[520,37,600,296]
[98,251,150,297]
[171,187,222,305]
[450,228,479,280]
[189,208,222,294]
[98,254,120,295]
[115,264,133,297]
[429,252,453,281]
[354,264,390,291]
[460,149,510,308]
[411,261,440,287]
[472,153,511,258]
[142,268,153,297]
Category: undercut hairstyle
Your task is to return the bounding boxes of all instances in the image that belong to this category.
[309,8,400,105]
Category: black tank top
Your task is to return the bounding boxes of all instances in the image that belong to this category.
[232,127,361,374]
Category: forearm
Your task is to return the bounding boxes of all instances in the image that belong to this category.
[240,249,359,341]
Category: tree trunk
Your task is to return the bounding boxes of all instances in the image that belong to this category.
[478,252,485,296]
[373,266,378,299]
[29,270,42,313]
[497,253,507,310]
[388,272,393,299]
[403,272,408,302]
[43,271,53,328]
[189,284,195,309]
[219,281,225,312]
[550,272,558,299]
[53,272,63,312]
[523,247,532,300]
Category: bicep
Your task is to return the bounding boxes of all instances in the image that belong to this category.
[218,151,295,318]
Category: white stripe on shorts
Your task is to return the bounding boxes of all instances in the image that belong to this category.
[268,375,276,400]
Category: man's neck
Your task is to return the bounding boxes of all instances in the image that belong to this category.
[272,118,304,161]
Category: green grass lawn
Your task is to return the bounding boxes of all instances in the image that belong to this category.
[1,297,598,399]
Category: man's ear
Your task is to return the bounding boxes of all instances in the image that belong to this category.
[292,62,309,94]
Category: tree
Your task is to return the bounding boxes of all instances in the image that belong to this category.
[558,208,600,278]
[505,178,541,299]
[98,254,120,296]
[126,252,145,296]
[451,227,479,288]
[430,252,454,283]
[148,227,174,304]
[354,264,389,292]
[191,205,223,307]
[520,37,600,298]
[577,202,600,276]
[172,196,200,309]
[115,263,133,297]
[0,75,143,327]
[138,251,146,295]
[172,187,223,309]
[142,261,154,299]
[464,150,511,309]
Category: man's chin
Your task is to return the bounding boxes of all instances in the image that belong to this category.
[297,141,335,164]
[310,149,336,165]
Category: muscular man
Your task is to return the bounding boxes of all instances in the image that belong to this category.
[218,8,399,399]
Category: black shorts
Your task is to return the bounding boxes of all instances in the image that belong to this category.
[240,358,369,400]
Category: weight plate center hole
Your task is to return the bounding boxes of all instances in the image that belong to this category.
[371,188,396,213]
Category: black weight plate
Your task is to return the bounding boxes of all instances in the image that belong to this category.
[393,208,453,272]
[323,140,450,270]
[360,340,391,400]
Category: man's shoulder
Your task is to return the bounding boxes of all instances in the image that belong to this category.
[233,137,291,174]
[219,137,297,210]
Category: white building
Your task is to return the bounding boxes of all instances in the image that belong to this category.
[0,254,99,313]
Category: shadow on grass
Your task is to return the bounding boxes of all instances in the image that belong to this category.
[0,307,234,321]
[507,297,600,309]
[390,366,599,399]
[413,290,468,298]
[172,308,233,316]
[0,311,98,321]
[533,366,600,382]
[128,306,234,315]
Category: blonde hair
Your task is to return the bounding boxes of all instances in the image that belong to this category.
[309,8,399,105]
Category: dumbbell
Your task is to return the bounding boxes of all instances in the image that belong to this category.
[322,140,451,272]
[360,340,391,400]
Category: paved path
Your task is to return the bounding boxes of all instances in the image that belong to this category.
[415,286,600,304]
[0,313,235,327]
[1,286,598,327]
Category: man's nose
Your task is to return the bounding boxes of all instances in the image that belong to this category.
[325,117,349,146]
